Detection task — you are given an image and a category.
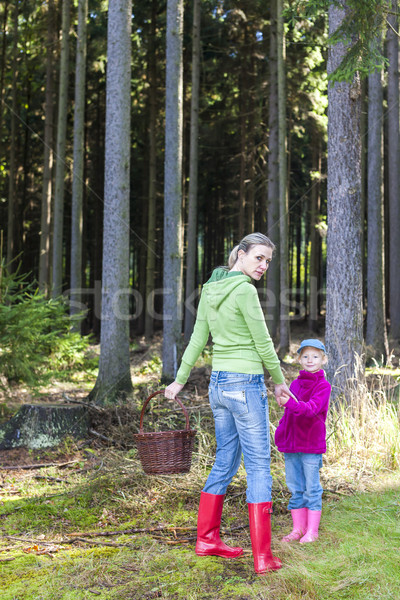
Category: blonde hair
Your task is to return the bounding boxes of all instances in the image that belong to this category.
[228,233,275,269]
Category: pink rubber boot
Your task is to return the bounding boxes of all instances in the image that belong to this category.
[299,509,321,543]
[282,508,308,542]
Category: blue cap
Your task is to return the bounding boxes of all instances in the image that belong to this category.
[297,339,327,354]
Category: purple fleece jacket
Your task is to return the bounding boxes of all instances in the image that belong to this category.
[274,369,331,454]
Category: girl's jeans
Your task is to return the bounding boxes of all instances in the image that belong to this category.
[284,452,323,511]
[203,371,272,503]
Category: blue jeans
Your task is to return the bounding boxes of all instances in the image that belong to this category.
[284,452,323,511]
[203,371,272,503]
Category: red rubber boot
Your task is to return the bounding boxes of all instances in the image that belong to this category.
[248,502,282,573]
[195,492,243,558]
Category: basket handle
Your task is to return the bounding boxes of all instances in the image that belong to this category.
[138,390,192,434]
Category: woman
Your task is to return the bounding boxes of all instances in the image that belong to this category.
[165,233,294,574]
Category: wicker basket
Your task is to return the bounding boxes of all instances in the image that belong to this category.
[134,390,196,475]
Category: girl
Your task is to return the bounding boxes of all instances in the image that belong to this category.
[275,339,331,543]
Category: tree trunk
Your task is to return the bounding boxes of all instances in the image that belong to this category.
[239,76,247,239]
[387,1,400,342]
[89,0,133,404]
[277,0,290,356]
[0,0,9,172]
[366,58,388,360]
[325,2,364,399]
[309,132,321,332]
[70,0,88,330]
[144,0,158,340]
[184,0,201,343]
[39,0,56,295]
[52,0,71,298]
[162,0,184,381]
[266,0,280,340]
[6,1,18,269]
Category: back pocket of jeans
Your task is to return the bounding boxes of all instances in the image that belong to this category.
[221,389,248,414]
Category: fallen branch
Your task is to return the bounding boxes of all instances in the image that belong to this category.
[0,557,16,562]
[89,429,115,444]
[66,525,198,538]
[152,536,192,544]
[5,535,63,546]
[66,524,246,539]
[69,537,129,548]
[0,460,80,471]
[34,476,70,484]
[62,393,105,413]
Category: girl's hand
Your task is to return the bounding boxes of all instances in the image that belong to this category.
[164,381,184,400]
[274,383,298,406]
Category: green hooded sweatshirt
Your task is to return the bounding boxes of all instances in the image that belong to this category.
[175,268,284,385]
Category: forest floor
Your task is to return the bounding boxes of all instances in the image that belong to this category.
[1,323,400,599]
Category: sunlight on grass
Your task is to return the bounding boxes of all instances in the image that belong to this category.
[1,350,400,599]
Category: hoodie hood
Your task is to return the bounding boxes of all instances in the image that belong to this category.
[203,268,251,310]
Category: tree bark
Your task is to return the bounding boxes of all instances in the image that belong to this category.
[0,0,9,174]
[325,2,364,399]
[6,1,18,269]
[184,0,201,343]
[39,0,56,295]
[277,0,290,356]
[89,0,133,404]
[309,132,321,332]
[144,0,158,340]
[266,0,280,340]
[70,0,88,330]
[52,0,71,298]
[366,57,388,360]
[387,1,400,342]
[162,0,184,381]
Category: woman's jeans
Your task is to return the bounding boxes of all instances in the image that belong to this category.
[284,452,323,511]
[203,371,272,503]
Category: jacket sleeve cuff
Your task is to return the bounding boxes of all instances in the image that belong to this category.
[285,397,299,411]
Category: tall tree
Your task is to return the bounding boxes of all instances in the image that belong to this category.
[70,0,88,329]
[184,0,201,343]
[52,0,71,298]
[89,0,133,404]
[309,123,323,333]
[144,0,158,340]
[162,0,184,381]
[266,0,280,339]
[6,0,18,268]
[0,1,9,171]
[277,0,290,356]
[387,1,400,342]
[39,0,56,294]
[325,1,363,398]
[366,51,388,360]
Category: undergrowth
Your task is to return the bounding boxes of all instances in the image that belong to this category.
[1,340,399,598]
[1,446,399,600]
[0,261,96,389]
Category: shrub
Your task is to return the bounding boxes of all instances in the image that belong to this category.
[0,261,92,387]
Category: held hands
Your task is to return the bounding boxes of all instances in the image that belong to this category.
[164,381,184,400]
[274,383,298,407]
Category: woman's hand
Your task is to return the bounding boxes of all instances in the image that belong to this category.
[164,381,184,400]
[274,383,298,407]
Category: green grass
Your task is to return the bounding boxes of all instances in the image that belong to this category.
[1,347,399,599]
[1,450,399,600]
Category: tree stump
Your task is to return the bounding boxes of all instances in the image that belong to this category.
[0,404,90,450]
